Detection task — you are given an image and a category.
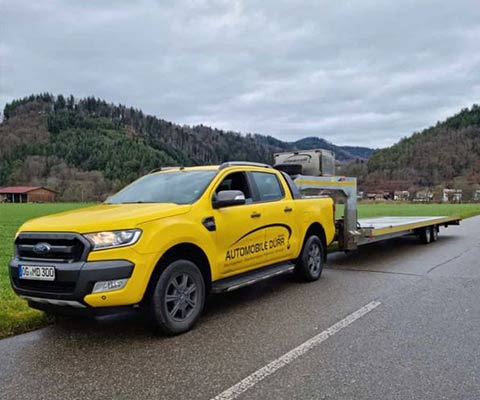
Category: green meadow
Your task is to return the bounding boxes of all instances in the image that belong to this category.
[344,202,480,219]
[0,203,89,338]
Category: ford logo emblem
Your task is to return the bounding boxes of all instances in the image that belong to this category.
[33,242,51,255]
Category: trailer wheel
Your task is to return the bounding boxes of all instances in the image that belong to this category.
[431,225,439,242]
[149,260,206,335]
[295,235,325,281]
[420,227,432,244]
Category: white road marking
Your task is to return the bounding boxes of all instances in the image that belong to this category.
[211,300,382,400]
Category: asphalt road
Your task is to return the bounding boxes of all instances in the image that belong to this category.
[1,217,479,400]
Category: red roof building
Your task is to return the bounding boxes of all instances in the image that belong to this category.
[0,186,57,203]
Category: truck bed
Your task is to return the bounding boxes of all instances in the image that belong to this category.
[356,215,461,246]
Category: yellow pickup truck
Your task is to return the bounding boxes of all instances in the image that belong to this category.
[9,162,335,334]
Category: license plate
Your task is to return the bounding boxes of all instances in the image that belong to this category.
[19,265,55,281]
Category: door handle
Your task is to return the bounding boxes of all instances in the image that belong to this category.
[284,207,293,213]
[250,212,261,218]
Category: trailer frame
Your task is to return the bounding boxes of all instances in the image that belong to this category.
[293,175,461,251]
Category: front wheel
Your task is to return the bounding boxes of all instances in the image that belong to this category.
[295,235,325,282]
[150,260,206,335]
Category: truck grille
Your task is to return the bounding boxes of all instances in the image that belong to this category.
[15,233,90,263]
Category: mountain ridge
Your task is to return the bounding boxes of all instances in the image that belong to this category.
[4,94,477,201]
[346,104,480,199]
[0,94,373,200]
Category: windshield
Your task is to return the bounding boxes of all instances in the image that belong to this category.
[106,170,217,205]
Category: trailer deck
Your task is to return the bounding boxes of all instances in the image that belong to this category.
[356,215,461,245]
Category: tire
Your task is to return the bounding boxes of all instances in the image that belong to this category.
[431,225,438,242]
[295,235,325,282]
[420,227,432,244]
[150,259,206,335]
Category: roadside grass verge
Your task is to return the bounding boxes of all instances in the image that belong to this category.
[0,203,90,338]
[1,201,479,339]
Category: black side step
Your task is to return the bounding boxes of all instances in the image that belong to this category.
[211,262,295,293]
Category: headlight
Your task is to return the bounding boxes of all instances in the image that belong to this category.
[84,229,142,250]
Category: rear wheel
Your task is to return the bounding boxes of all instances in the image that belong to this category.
[295,235,325,281]
[150,260,206,335]
[420,227,432,244]
[431,225,439,242]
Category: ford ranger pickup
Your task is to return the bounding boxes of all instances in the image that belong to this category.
[9,162,334,334]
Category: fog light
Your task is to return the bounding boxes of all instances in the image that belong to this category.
[92,279,128,294]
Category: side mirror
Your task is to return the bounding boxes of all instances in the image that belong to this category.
[213,190,246,209]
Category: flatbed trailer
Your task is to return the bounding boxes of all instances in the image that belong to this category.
[291,174,460,251]
[355,216,460,246]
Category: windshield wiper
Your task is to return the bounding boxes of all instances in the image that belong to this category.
[106,201,155,204]
[105,201,182,205]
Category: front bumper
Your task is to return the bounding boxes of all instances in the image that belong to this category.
[21,300,137,317]
[9,258,134,311]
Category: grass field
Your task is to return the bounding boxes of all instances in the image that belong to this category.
[353,202,480,219]
[1,201,480,338]
[0,203,90,338]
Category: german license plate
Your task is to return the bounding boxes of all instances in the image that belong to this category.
[19,265,55,281]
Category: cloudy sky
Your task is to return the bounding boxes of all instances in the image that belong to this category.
[1,0,480,147]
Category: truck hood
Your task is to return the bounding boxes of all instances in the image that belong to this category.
[19,203,191,233]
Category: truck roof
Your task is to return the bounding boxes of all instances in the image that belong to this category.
[150,162,273,174]
[149,166,219,174]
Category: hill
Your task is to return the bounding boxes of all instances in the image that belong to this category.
[0,94,373,200]
[288,137,374,160]
[357,105,480,198]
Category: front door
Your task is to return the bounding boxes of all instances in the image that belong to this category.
[212,171,270,276]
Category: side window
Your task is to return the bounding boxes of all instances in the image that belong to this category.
[251,172,284,202]
[215,172,253,203]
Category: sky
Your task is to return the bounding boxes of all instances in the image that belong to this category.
[1,0,480,148]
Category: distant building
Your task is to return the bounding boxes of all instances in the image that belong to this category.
[394,191,410,201]
[383,191,394,200]
[366,192,390,201]
[0,186,57,203]
[413,190,433,203]
[442,189,462,203]
[474,190,480,202]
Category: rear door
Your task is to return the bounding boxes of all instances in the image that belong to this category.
[249,171,299,264]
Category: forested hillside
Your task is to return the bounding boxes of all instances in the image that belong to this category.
[352,105,480,197]
[0,94,372,200]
